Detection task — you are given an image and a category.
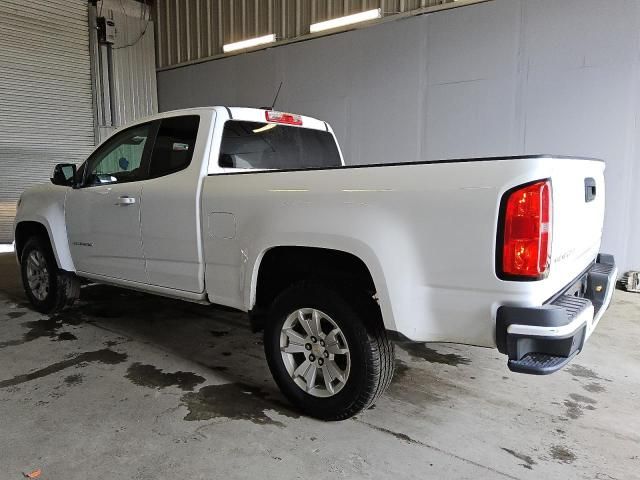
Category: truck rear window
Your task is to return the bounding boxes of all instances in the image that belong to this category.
[219,120,342,170]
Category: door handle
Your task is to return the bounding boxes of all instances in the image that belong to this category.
[115,196,136,206]
[584,178,596,203]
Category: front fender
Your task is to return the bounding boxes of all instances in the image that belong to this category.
[14,184,75,272]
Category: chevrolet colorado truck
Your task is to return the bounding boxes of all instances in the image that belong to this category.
[13,106,617,420]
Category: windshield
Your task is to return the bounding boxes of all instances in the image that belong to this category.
[219,120,342,170]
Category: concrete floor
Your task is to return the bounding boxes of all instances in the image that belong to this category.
[1,253,639,480]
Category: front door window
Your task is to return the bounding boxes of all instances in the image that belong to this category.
[84,124,152,186]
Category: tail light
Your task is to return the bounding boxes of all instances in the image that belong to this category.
[265,110,302,126]
[498,180,552,280]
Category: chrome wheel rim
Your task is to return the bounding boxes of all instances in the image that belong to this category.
[26,250,49,301]
[280,308,351,398]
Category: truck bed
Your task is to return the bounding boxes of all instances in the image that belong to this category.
[200,155,606,346]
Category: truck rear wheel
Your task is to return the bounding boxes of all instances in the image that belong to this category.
[264,281,394,421]
[20,236,79,313]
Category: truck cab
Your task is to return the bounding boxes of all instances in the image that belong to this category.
[16,107,342,300]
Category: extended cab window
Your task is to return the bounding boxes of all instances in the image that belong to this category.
[83,123,152,186]
[148,115,200,179]
[219,120,341,170]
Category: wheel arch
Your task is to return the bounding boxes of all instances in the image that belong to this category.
[14,219,74,271]
[248,245,394,332]
[15,221,49,261]
[13,184,75,272]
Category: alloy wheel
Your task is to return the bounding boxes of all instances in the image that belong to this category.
[279,308,351,398]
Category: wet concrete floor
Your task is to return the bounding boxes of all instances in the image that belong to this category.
[1,253,639,479]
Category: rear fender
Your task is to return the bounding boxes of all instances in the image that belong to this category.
[246,235,396,332]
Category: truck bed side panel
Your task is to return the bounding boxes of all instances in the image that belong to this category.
[201,157,604,347]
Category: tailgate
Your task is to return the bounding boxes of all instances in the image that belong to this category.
[546,158,606,293]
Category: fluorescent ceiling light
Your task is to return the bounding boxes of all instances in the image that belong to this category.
[223,34,276,53]
[310,8,381,33]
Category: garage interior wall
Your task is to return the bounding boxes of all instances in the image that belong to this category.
[0,0,158,243]
[154,0,459,69]
[95,0,158,141]
[0,0,95,243]
[157,0,640,274]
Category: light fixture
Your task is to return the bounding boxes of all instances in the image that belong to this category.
[309,8,381,33]
[223,33,276,53]
[265,110,303,125]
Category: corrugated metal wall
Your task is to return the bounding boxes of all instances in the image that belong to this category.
[0,0,96,242]
[96,0,158,141]
[154,0,457,69]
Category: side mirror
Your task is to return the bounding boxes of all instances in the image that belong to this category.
[51,163,77,187]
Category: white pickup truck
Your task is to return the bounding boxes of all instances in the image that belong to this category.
[13,106,617,420]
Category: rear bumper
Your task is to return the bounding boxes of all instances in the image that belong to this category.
[496,253,617,375]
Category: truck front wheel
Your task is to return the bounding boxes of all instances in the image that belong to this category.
[20,236,79,313]
[264,281,395,421]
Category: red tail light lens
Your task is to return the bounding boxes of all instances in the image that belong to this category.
[500,180,552,279]
[265,110,303,125]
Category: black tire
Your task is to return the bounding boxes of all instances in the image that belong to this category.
[264,281,395,421]
[20,236,80,313]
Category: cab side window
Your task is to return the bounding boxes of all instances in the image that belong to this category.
[83,123,153,186]
[148,115,200,179]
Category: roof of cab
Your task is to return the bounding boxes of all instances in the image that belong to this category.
[94,106,333,154]
[152,106,329,132]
